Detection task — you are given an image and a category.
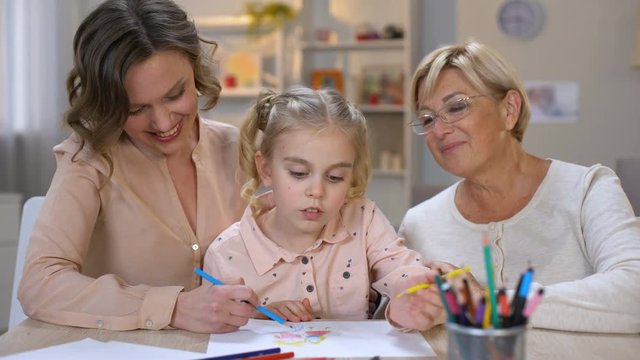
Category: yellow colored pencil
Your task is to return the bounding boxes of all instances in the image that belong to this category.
[483,290,492,328]
[396,265,472,298]
[396,283,433,298]
[441,265,471,280]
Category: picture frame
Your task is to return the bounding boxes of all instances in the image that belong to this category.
[359,64,404,105]
[311,69,344,93]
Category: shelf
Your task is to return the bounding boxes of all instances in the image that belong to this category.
[300,39,404,52]
[194,15,251,31]
[220,87,262,98]
[357,104,404,113]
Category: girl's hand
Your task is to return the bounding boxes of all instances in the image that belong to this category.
[170,282,259,334]
[260,298,314,322]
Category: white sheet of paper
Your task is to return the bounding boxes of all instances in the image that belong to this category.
[3,338,203,360]
[207,319,436,357]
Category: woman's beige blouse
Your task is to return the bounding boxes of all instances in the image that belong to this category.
[18,118,245,330]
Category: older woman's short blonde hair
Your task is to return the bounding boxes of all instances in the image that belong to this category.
[410,40,531,142]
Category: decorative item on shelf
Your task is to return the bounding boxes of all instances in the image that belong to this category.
[217,49,262,91]
[355,22,381,41]
[245,2,297,38]
[314,27,336,43]
[359,64,404,106]
[311,69,344,93]
[382,24,404,39]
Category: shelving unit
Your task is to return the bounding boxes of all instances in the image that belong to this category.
[285,0,421,227]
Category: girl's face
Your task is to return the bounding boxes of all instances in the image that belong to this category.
[257,127,355,238]
[123,50,199,158]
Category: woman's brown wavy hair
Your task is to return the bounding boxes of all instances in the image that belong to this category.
[65,0,221,176]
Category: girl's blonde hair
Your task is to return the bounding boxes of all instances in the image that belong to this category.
[411,40,531,142]
[239,86,371,211]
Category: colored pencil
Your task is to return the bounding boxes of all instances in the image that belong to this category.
[482,233,499,328]
[510,267,534,326]
[246,351,295,360]
[461,278,476,321]
[523,287,544,318]
[202,347,281,360]
[435,274,455,322]
[396,265,471,298]
[194,268,292,328]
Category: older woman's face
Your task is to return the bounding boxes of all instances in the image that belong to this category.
[417,68,513,178]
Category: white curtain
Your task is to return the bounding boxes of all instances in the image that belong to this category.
[1,0,82,199]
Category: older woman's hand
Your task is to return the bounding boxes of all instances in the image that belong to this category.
[427,260,484,300]
[387,282,447,331]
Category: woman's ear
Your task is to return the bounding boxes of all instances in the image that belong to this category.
[255,151,272,187]
[502,89,522,131]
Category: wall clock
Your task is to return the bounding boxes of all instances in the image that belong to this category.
[497,0,546,39]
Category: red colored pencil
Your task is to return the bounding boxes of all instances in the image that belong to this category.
[245,351,295,360]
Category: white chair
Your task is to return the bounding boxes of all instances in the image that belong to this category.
[9,196,45,330]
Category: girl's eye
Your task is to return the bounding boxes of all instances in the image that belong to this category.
[289,170,307,179]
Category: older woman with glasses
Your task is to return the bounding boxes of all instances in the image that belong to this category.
[398,40,640,333]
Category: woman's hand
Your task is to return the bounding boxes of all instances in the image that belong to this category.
[387,270,445,331]
[427,260,485,302]
[259,298,313,323]
[170,282,259,333]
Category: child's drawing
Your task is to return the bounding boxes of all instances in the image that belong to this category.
[273,327,332,346]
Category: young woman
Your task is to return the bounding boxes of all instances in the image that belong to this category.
[19,0,257,333]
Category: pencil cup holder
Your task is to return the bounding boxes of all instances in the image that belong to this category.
[445,322,527,360]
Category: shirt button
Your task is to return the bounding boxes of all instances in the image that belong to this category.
[489,223,495,230]
[301,256,309,264]
[96,320,104,328]
[191,244,199,251]
[343,271,350,279]
[306,285,315,293]
[145,320,153,328]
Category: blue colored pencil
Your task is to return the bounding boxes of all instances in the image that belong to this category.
[194,268,287,326]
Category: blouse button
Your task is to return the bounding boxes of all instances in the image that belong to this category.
[343,271,350,279]
[145,320,154,328]
[301,256,309,264]
[96,320,104,328]
[306,285,315,293]
[489,223,496,231]
[191,244,199,251]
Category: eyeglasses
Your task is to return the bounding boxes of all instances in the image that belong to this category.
[409,95,484,135]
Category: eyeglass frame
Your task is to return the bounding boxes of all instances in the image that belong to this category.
[409,95,485,136]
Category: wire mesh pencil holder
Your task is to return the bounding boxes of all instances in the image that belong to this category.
[445,322,527,360]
